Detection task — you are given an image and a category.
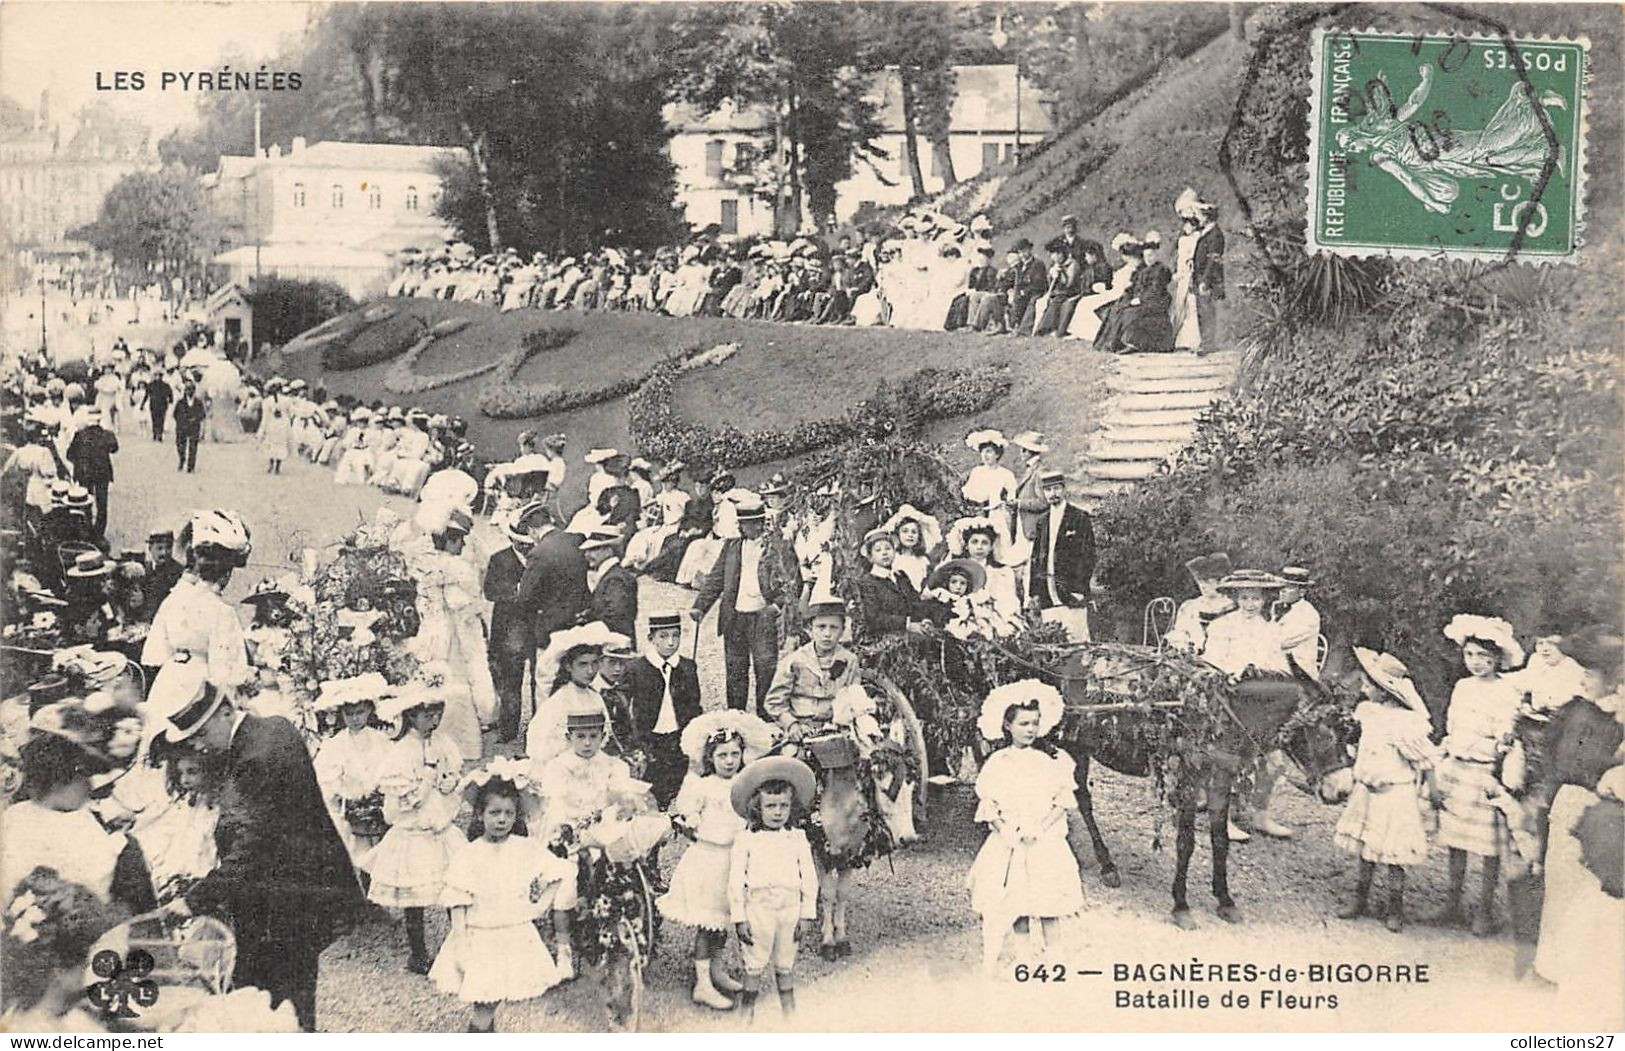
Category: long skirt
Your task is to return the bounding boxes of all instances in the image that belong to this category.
[1066,288,1125,343]
[1436,756,1508,857]
[1333,780,1435,865]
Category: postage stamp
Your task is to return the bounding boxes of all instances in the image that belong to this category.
[1306,29,1589,262]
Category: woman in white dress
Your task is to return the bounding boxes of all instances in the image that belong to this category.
[141,510,254,717]
[404,507,496,763]
[1067,233,1142,343]
[945,516,1024,627]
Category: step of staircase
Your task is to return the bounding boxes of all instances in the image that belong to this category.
[1116,351,1239,372]
[1107,372,1232,395]
[1109,360,1235,382]
[1083,458,1165,482]
[1076,479,1137,502]
[1099,421,1197,444]
[1103,407,1209,429]
[1113,390,1227,413]
[1087,436,1187,462]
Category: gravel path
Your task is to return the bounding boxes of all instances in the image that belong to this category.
[104,432,1587,1032]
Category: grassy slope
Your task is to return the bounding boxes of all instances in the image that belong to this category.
[274,299,1112,509]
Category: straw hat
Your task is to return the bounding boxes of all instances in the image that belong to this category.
[584,448,621,465]
[978,679,1064,742]
[964,428,1008,452]
[1011,430,1051,454]
[65,552,113,580]
[1215,569,1287,594]
[926,557,987,593]
[1351,648,1429,717]
[1279,566,1316,589]
[312,672,390,713]
[878,504,943,553]
[730,755,817,818]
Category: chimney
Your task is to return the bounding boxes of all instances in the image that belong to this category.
[291,136,307,156]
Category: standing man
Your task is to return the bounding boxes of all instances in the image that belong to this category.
[172,379,205,473]
[484,501,548,742]
[66,405,119,536]
[1239,564,1324,841]
[142,367,174,441]
[585,527,638,640]
[690,497,784,713]
[1025,469,1095,641]
[142,529,185,622]
[159,678,363,1031]
[517,514,592,654]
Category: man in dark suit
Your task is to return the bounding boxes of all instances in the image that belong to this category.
[517,518,591,651]
[142,370,173,441]
[485,501,549,742]
[1191,207,1226,351]
[1026,469,1096,641]
[854,527,924,639]
[619,611,703,807]
[585,527,638,640]
[1005,239,1048,338]
[142,528,185,622]
[690,498,784,713]
[66,405,119,535]
[163,682,362,1032]
[172,379,206,473]
[1060,214,1109,289]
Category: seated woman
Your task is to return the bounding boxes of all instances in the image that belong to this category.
[944,516,1025,631]
[1095,232,1174,355]
[1067,233,1142,343]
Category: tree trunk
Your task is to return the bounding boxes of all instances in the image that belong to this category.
[899,67,928,202]
[784,80,804,238]
[460,121,502,253]
[351,44,378,138]
[929,129,958,188]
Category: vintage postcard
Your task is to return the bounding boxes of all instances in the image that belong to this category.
[0,0,1619,1039]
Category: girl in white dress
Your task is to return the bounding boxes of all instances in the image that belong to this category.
[331,408,374,486]
[1332,648,1440,932]
[946,517,1024,628]
[878,505,942,591]
[430,759,575,1032]
[312,676,394,870]
[967,680,1083,977]
[1432,614,1527,936]
[367,683,466,974]
[404,507,495,763]
[658,710,775,1009]
[131,743,220,907]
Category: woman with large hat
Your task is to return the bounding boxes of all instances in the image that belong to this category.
[1199,570,1291,678]
[402,502,494,764]
[141,509,253,698]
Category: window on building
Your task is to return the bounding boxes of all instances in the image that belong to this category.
[292,182,306,208]
[720,198,739,236]
[405,185,419,211]
[369,186,382,210]
[705,140,726,178]
[734,142,758,171]
[331,184,344,209]
[981,142,1002,171]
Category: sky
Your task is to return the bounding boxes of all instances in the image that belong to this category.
[0,1,317,135]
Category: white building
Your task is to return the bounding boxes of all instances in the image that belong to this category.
[666,65,1054,238]
[204,138,465,300]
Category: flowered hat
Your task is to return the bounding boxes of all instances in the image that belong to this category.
[1443,614,1526,669]
[680,709,778,764]
[879,504,943,552]
[1351,648,1429,717]
[312,672,389,713]
[978,679,1064,742]
[946,515,1014,561]
[189,509,251,555]
[535,622,629,695]
[459,756,543,815]
[29,692,145,773]
[730,755,817,818]
[240,578,290,606]
[376,661,467,724]
[964,428,1008,452]
[584,448,621,465]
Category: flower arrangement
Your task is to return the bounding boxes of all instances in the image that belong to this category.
[381,335,501,396]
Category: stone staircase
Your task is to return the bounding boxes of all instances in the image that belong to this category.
[1075,350,1240,506]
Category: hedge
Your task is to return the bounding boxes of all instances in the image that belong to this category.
[627,356,1012,476]
[320,314,431,371]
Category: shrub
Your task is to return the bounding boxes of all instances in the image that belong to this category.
[382,335,500,395]
[248,278,356,347]
[320,312,431,371]
[474,328,664,419]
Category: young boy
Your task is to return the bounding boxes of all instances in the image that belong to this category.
[619,612,703,807]
[538,698,646,980]
[728,756,819,1022]
[762,601,860,745]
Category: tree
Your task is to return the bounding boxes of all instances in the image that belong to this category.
[73,169,220,277]
[857,3,964,199]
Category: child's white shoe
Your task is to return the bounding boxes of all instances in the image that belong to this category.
[556,946,576,983]
[693,963,734,1010]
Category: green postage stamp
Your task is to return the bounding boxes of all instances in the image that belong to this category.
[1307,29,1588,263]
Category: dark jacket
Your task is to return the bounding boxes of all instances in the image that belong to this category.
[1193,226,1226,300]
[856,569,921,637]
[518,529,590,645]
[143,556,186,621]
[594,483,642,530]
[67,425,119,483]
[172,395,206,437]
[1010,256,1048,297]
[185,715,363,964]
[967,265,1000,292]
[692,536,785,638]
[590,561,639,640]
[1027,503,1096,608]
[483,545,532,661]
[846,259,876,296]
[621,654,703,739]
[144,377,173,413]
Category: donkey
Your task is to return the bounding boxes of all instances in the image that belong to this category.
[1049,648,1356,928]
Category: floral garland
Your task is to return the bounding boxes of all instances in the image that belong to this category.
[320,315,432,372]
[627,359,1012,476]
[381,334,501,395]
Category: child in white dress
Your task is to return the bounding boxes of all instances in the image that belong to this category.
[658,710,774,1010]
[960,430,1017,527]
[1433,614,1526,936]
[367,685,466,974]
[312,677,394,871]
[727,756,820,1023]
[132,744,220,906]
[431,758,576,1032]
[1332,648,1440,932]
[967,680,1083,977]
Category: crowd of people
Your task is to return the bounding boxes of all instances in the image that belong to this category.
[385,189,1227,351]
[1,316,1620,1034]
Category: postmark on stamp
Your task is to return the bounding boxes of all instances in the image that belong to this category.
[1306,28,1588,263]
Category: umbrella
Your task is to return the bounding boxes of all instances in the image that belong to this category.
[198,360,241,401]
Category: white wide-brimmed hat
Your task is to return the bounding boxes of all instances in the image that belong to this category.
[978,679,1064,742]
[312,672,390,713]
[879,504,943,553]
[535,622,630,693]
[679,709,778,764]
[1351,648,1429,717]
[964,428,1008,452]
[1443,614,1526,670]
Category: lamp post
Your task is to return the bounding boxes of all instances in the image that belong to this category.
[990,14,1022,166]
[38,273,48,358]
